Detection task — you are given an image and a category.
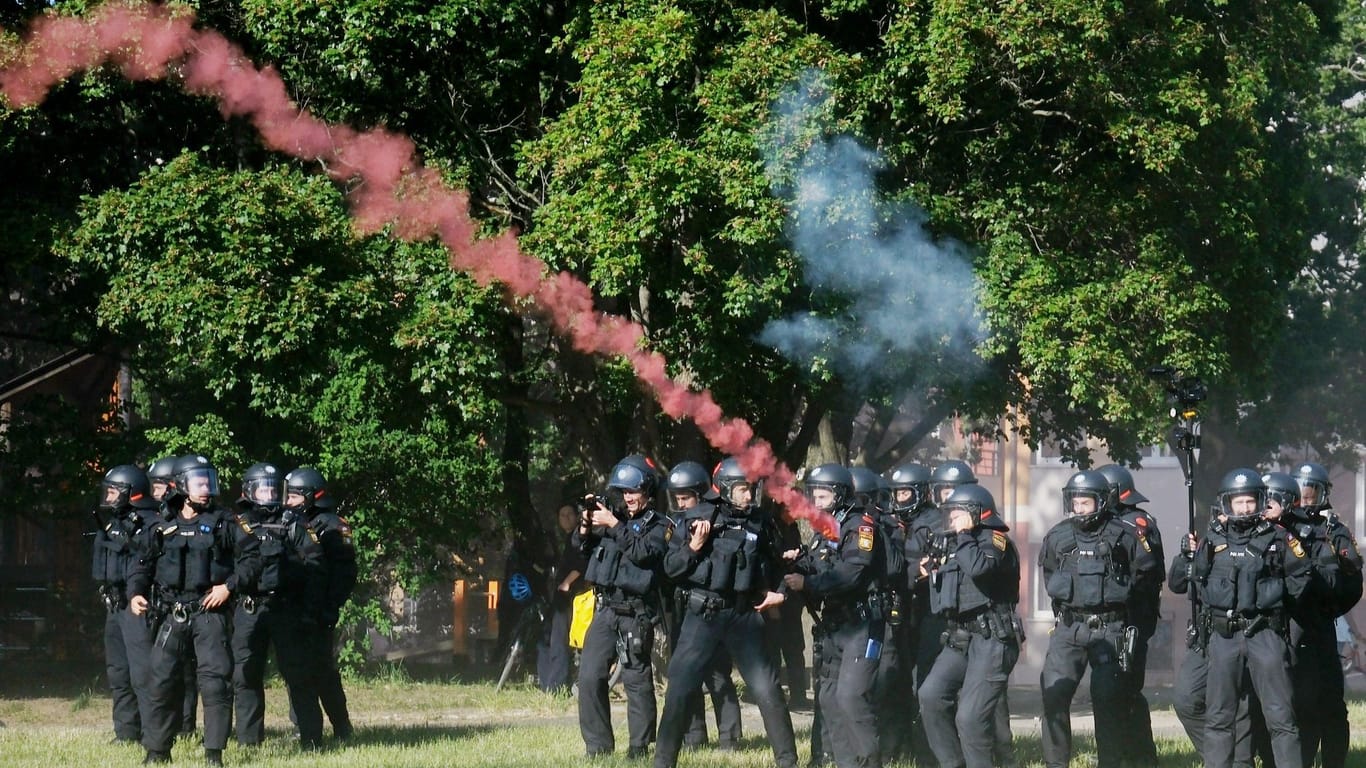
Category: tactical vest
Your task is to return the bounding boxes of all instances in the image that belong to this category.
[1201,527,1287,615]
[929,529,1019,617]
[155,514,231,595]
[686,515,762,594]
[238,512,288,595]
[879,513,907,589]
[584,512,660,596]
[93,513,142,585]
[1044,521,1133,609]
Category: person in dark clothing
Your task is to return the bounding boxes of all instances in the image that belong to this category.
[652,457,794,768]
[576,455,670,759]
[1189,469,1313,768]
[917,484,1022,768]
[785,463,886,768]
[1038,469,1161,768]
[92,464,162,744]
[538,504,588,693]
[129,455,260,765]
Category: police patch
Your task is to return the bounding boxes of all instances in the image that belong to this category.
[1214,543,1227,553]
[857,525,875,552]
[992,531,1007,551]
[1288,535,1306,559]
[1138,534,1151,553]
[665,525,673,542]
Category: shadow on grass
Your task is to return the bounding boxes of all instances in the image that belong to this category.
[300,722,500,749]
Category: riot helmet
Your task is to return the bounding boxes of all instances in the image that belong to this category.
[1291,462,1332,513]
[172,455,220,513]
[606,456,657,514]
[1062,469,1113,530]
[667,460,711,513]
[940,484,1003,531]
[804,463,854,514]
[284,466,334,514]
[930,460,978,505]
[99,465,158,512]
[849,466,883,511]
[712,456,759,511]
[1260,471,1299,520]
[1096,464,1149,507]
[146,455,177,501]
[1218,468,1266,531]
[887,463,931,514]
[240,462,283,510]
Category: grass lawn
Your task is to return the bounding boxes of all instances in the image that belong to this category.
[3,664,1366,767]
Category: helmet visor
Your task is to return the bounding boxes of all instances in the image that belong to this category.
[180,468,220,499]
[245,477,282,506]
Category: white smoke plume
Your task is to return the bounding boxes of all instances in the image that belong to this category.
[759,70,987,388]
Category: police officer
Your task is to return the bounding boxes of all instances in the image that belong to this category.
[653,457,797,768]
[1285,463,1359,768]
[147,454,201,738]
[883,462,938,764]
[784,463,885,768]
[851,466,905,763]
[92,464,162,744]
[660,460,742,751]
[282,466,357,746]
[917,484,1021,768]
[1188,469,1313,768]
[1039,469,1160,768]
[1095,464,1163,764]
[577,455,670,758]
[229,462,289,747]
[128,455,260,765]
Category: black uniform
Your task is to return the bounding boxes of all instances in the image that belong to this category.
[1283,508,1360,768]
[868,508,906,761]
[1116,505,1164,763]
[918,522,1021,768]
[795,506,885,768]
[230,501,328,746]
[537,528,589,693]
[897,501,943,765]
[92,503,160,741]
[576,505,669,756]
[1038,515,1159,768]
[1190,518,1313,768]
[286,508,358,746]
[128,506,260,759]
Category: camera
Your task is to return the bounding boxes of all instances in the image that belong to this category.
[576,494,608,514]
[1147,365,1207,407]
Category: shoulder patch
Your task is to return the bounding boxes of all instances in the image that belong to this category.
[1214,543,1227,553]
[237,517,253,535]
[1137,533,1151,553]
[664,524,673,543]
[857,524,875,552]
[1288,534,1306,559]
[992,531,1007,551]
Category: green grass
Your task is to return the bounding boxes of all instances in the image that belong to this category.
[3,676,1366,767]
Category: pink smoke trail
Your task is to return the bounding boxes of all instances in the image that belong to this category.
[0,2,837,537]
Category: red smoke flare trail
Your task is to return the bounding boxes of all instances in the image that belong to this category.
[0,2,838,538]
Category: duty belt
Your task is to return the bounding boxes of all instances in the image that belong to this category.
[944,609,992,638]
[595,590,647,615]
[169,600,205,624]
[1207,610,1285,639]
[683,589,737,616]
[1060,607,1126,629]
[240,593,274,615]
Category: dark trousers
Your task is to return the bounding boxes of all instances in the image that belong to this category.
[919,629,1019,768]
[144,608,233,755]
[682,647,741,747]
[316,624,352,736]
[765,595,809,698]
[537,595,573,693]
[578,606,656,754]
[1293,627,1347,768]
[1117,630,1158,763]
[1204,629,1302,768]
[654,604,795,768]
[1040,618,1127,768]
[105,607,153,740]
[276,611,335,747]
[233,597,324,746]
[870,619,901,759]
[1174,647,1257,768]
[818,618,882,768]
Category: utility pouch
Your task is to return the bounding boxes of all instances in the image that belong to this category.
[1119,625,1137,673]
[155,620,184,654]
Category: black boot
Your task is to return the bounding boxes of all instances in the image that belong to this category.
[204,748,223,765]
[142,751,170,764]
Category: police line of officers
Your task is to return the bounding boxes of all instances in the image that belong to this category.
[572,455,1362,768]
[91,455,357,765]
